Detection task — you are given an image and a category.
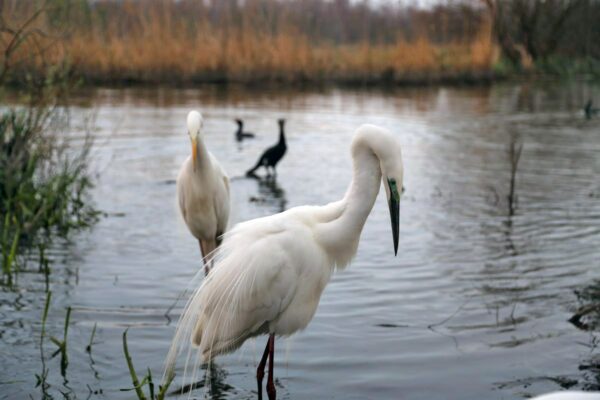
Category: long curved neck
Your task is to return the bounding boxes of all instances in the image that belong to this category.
[319,140,381,267]
[278,125,286,145]
[341,144,381,236]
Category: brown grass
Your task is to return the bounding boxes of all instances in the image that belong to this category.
[3,0,497,85]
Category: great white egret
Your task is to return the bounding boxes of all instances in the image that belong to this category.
[235,119,255,141]
[532,392,600,400]
[246,119,287,177]
[166,124,403,399]
[177,110,230,274]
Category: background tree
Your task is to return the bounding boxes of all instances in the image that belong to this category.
[481,0,592,67]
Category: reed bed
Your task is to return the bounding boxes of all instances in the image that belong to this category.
[3,0,497,85]
[65,28,495,84]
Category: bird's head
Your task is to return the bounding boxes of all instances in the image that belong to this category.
[187,110,204,171]
[235,119,242,126]
[354,124,404,256]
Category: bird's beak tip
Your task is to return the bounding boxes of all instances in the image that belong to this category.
[388,196,400,257]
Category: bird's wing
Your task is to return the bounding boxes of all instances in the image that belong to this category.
[261,145,278,160]
[209,154,230,236]
[222,175,230,196]
[216,174,230,238]
[176,156,191,221]
[185,217,305,360]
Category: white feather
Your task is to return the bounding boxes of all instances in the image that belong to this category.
[531,392,600,400]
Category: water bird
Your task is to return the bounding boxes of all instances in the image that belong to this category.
[165,124,403,400]
[235,119,255,141]
[532,392,600,400]
[246,119,287,177]
[584,100,598,120]
[177,111,230,275]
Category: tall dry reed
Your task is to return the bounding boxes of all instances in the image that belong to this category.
[3,0,496,84]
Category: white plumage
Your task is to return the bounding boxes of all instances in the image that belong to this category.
[531,392,600,400]
[166,124,403,399]
[177,111,230,273]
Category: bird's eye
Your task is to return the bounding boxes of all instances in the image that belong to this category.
[387,178,400,201]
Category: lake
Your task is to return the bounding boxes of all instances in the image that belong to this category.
[1,81,600,399]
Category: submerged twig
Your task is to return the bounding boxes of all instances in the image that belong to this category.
[507,134,523,217]
[86,323,97,353]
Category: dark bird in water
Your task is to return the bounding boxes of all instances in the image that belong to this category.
[235,119,255,141]
[246,119,287,177]
[584,100,598,120]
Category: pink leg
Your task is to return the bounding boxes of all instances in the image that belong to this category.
[198,240,209,275]
[266,334,276,400]
[256,337,270,400]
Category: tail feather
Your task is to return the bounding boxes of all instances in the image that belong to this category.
[246,156,264,176]
[163,231,278,388]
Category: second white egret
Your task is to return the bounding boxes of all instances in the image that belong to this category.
[177,110,230,274]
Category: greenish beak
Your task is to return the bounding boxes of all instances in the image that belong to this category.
[387,178,400,256]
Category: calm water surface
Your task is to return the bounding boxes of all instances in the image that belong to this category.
[1,82,600,399]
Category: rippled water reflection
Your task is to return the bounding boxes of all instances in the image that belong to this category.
[1,82,599,399]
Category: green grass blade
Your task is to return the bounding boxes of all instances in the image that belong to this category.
[122,329,147,400]
[40,291,52,345]
[147,368,155,399]
[157,370,174,400]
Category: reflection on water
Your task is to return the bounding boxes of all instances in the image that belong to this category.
[1,81,600,399]
[570,281,600,331]
[497,280,600,393]
[247,175,287,213]
[169,363,235,399]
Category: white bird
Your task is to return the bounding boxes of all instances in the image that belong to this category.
[166,124,403,399]
[177,110,230,275]
[531,392,600,400]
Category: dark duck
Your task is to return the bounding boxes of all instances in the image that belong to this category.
[246,119,287,177]
[235,119,255,141]
[584,100,598,120]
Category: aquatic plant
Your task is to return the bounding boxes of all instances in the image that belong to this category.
[122,329,174,400]
[0,107,98,284]
[49,306,71,378]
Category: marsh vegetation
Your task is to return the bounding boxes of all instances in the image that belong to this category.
[3,0,596,86]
